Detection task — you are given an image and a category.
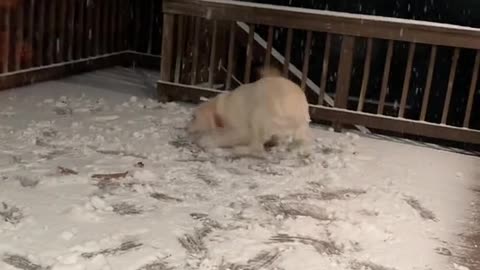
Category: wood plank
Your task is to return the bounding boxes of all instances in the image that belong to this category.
[35,0,45,66]
[14,2,24,71]
[86,0,94,56]
[357,38,373,111]
[102,0,110,54]
[110,0,117,52]
[283,28,293,76]
[0,53,127,91]
[25,0,35,68]
[420,45,437,121]
[146,0,155,54]
[46,0,56,64]
[244,23,255,83]
[300,31,312,91]
[1,6,11,72]
[441,48,460,124]
[57,0,67,62]
[377,40,394,115]
[334,35,355,109]
[160,14,175,83]
[158,80,480,144]
[174,15,185,83]
[190,16,201,85]
[163,0,480,50]
[398,42,416,118]
[463,50,480,128]
[264,26,273,67]
[225,21,236,90]
[75,0,85,59]
[208,20,218,88]
[318,33,331,106]
[67,0,76,61]
[333,35,355,131]
[116,0,124,50]
[94,0,101,55]
[133,0,141,51]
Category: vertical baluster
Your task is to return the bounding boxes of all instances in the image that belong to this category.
[174,16,185,83]
[14,2,24,70]
[207,20,218,88]
[94,0,101,55]
[398,42,416,118]
[25,0,35,68]
[85,0,93,56]
[283,28,293,76]
[57,0,67,62]
[66,0,75,60]
[244,24,255,83]
[1,6,11,72]
[264,26,273,68]
[420,45,437,121]
[318,33,331,106]
[46,0,56,64]
[463,50,480,128]
[35,0,45,66]
[334,35,355,131]
[357,38,373,111]
[377,40,394,115]
[159,14,175,82]
[300,31,312,91]
[190,17,201,85]
[101,0,109,54]
[441,48,460,124]
[75,0,85,59]
[225,21,236,90]
[110,0,117,52]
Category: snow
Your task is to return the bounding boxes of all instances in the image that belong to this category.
[0,67,479,270]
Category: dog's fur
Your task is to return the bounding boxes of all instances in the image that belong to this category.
[187,67,312,157]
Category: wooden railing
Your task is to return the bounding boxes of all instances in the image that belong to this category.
[158,0,480,145]
[0,0,163,90]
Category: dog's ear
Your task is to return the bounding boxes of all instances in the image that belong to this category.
[213,113,224,128]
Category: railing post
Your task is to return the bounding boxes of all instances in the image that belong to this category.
[159,13,175,101]
[333,35,355,131]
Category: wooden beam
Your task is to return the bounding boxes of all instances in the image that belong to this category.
[377,40,394,115]
[318,33,331,106]
[398,42,416,118]
[300,31,312,91]
[163,0,480,50]
[160,14,175,82]
[334,35,355,109]
[283,28,293,76]
[420,45,437,121]
[357,38,373,112]
[0,53,128,91]
[464,50,480,128]
[1,6,11,73]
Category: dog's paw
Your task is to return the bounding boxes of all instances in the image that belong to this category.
[232,145,266,159]
[196,135,217,149]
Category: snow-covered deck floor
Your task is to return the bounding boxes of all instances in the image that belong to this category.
[0,68,479,270]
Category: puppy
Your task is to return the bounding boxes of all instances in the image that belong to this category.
[188,67,312,157]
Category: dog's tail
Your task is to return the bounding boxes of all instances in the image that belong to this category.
[258,66,282,78]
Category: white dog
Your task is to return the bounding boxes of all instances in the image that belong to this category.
[187,67,312,157]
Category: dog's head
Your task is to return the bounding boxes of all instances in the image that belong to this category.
[187,99,224,135]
